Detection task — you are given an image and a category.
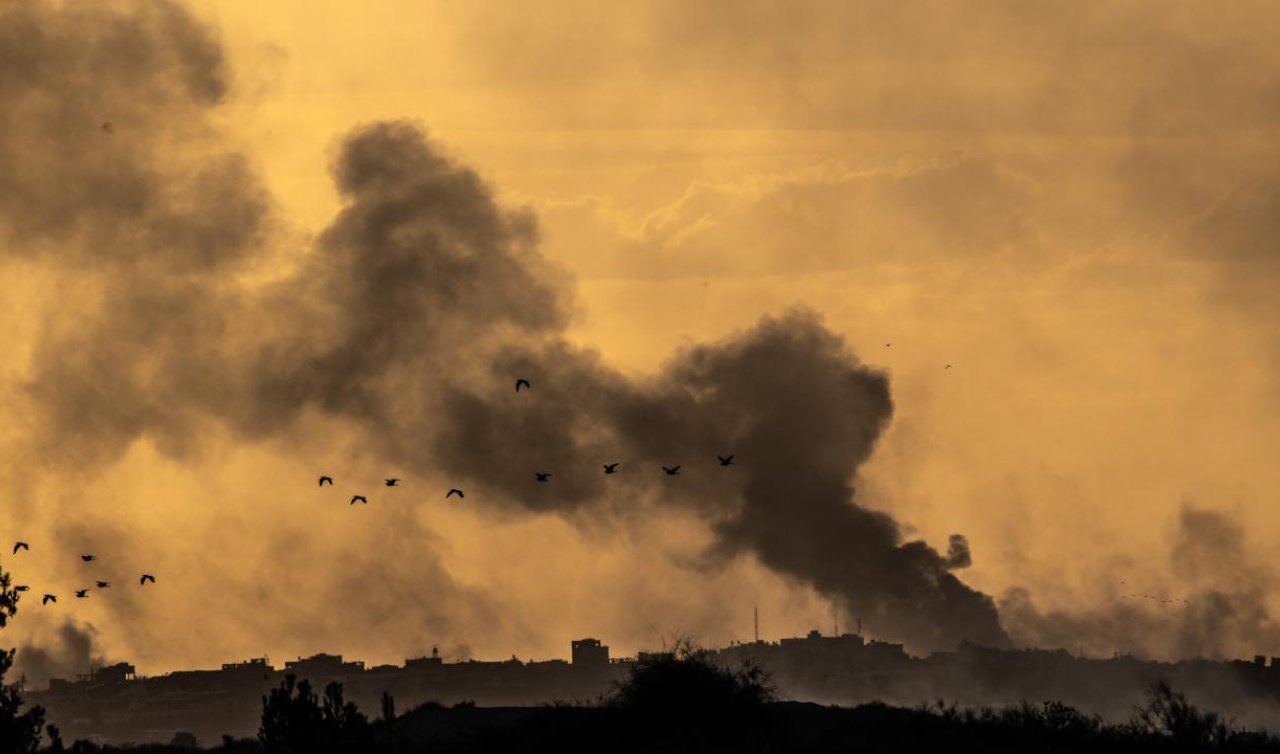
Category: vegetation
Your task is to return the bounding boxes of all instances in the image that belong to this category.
[608,636,775,715]
[0,556,47,754]
[257,674,381,754]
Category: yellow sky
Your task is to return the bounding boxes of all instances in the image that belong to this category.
[3,0,1280,679]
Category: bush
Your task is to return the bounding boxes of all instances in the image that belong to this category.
[1130,680,1232,747]
[609,637,775,722]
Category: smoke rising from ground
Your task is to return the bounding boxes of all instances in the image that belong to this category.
[247,125,1008,650]
[14,621,107,690]
[1000,506,1280,661]
[0,0,1007,663]
[12,0,1280,675]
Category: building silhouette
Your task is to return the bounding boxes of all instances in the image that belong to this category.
[28,631,1280,746]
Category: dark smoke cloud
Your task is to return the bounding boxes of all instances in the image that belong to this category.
[1000,505,1280,660]
[259,124,1008,651]
[14,621,108,690]
[0,0,495,667]
[0,0,271,469]
[945,534,972,570]
[0,1,1007,657]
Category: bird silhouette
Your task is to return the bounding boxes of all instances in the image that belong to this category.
[945,364,952,370]
[662,465,681,476]
[42,594,56,605]
[140,574,155,585]
[319,476,333,486]
[385,478,400,487]
[446,488,464,499]
[350,495,368,505]
[14,585,28,592]
[12,542,28,554]
[96,581,110,588]
[603,463,619,474]
[515,379,531,392]
[81,555,96,562]
[885,343,891,347]
[74,590,89,599]
[717,455,734,466]
[535,472,551,482]
[101,122,113,134]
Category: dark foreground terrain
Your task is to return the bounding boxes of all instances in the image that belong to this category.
[20,648,1280,754]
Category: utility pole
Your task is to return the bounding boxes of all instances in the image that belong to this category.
[754,606,759,643]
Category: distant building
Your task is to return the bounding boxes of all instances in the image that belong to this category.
[90,663,136,685]
[406,646,444,670]
[284,653,365,676]
[571,638,610,667]
[221,658,272,672]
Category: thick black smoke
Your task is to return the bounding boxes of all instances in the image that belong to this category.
[265,125,1010,651]
[0,1,1008,654]
[945,534,972,570]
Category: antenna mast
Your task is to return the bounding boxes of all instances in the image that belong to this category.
[753,606,759,643]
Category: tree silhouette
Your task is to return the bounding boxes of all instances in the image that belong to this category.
[168,730,199,749]
[259,674,374,754]
[0,556,46,753]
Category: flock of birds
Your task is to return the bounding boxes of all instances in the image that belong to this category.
[1116,581,1191,607]
[323,378,738,507]
[8,361,951,608]
[7,540,156,607]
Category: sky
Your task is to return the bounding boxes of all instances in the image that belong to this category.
[3,0,1280,684]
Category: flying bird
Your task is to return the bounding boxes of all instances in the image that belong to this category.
[101,122,113,134]
[96,581,110,588]
[717,455,734,466]
[318,476,333,486]
[603,463,619,474]
[515,379,531,392]
[12,542,27,554]
[662,466,681,476]
[535,472,551,482]
[885,343,891,347]
[14,585,28,592]
[945,364,952,370]
[385,478,400,487]
[42,594,56,605]
[81,555,96,562]
[74,590,89,599]
[140,574,155,585]
[446,488,464,499]
[350,495,368,505]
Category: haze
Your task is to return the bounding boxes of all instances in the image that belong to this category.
[2,0,1279,685]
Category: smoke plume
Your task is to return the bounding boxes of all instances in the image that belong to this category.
[0,0,1006,658]
[1000,505,1280,660]
[13,621,108,690]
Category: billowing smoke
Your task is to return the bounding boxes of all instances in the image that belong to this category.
[251,121,1009,651]
[1000,505,1280,660]
[13,621,108,690]
[0,0,1007,657]
[945,535,972,570]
